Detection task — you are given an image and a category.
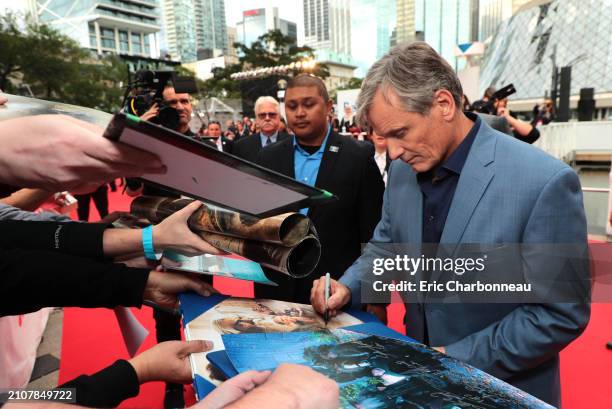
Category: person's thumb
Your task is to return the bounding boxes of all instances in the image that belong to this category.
[181,339,214,355]
[181,200,204,219]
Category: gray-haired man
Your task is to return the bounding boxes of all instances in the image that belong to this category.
[310,42,589,406]
[232,96,290,163]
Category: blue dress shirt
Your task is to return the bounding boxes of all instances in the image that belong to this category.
[417,113,481,246]
[260,131,279,147]
[293,126,331,215]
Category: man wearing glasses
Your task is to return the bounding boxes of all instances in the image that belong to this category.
[232,96,289,163]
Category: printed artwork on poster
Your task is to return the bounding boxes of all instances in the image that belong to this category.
[183,297,363,386]
[223,331,553,409]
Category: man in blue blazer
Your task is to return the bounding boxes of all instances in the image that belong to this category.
[310,42,590,407]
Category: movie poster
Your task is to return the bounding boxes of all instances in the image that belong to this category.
[184,298,363,386]
[223,330,553,409]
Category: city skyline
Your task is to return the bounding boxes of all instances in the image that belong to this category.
[4,0,526,78]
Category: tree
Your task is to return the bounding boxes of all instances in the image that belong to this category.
[0,13,128,112]
[329,77,363,100]
[338,77,363,90]
[202,30,329,100]
[0,12,30,91]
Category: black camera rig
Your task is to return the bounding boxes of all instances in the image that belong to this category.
[471,83,516,114]
[121,70,197,130]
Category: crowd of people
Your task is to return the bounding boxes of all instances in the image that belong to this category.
[0,40,590,409]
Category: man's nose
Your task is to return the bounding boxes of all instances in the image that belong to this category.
[387,141,403,160]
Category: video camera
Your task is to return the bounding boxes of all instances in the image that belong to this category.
[122,70,197,130]
[471,83,516,114]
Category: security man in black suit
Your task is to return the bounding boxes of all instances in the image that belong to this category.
[232,96,289,163]
[204,120,234,154]
[254,75,385,306]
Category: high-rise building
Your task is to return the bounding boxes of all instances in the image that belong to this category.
[389,27,398,48]
[396,0,416,45]
[236,7,297,48]
[279,17,298,44]
[226,26,239,63]
[351,0,395,76]
[475,0,532,42]
[161,0,197,62]
[303,0,352,64]
[478,0,512,41]
[193,0,228,56]
[161,0,228,62]
[414,0,478,71]
[481,0,612,115]
[33,0,162,58]
[511,0,532,14]
[375,0,396,58]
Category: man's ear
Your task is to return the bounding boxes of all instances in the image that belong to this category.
[434,89,457,122]
[326,99,334,116]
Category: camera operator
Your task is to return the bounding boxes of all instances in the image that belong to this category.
[496,98,541,144]
[471,86,497,114]
[140,86,196,138]
[125,85,216,195]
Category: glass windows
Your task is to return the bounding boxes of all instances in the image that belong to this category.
[119,30,129,52]
[144,34,150,55]
[131,32,142,54]
[480,0,612,100]
[88,23,97,48]
[100,27,115,49]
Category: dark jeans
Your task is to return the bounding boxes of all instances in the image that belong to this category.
[74,185,109,221]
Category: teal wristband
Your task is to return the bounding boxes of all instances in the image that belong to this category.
[142,225,160,261]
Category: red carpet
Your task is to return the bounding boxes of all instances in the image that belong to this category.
[58,187,612,408]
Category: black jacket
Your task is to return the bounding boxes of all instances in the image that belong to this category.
[232,132,290,163]
[198,136,234,154]
[0,220,150,316]
[60,359,140,407]
[254,132,384,303]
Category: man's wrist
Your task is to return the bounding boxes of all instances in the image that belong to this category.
[151,225,166,250]
[128,355,150,384]
[143,226,162,260]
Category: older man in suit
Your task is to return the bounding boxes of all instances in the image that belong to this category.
[254,75,385,305]
[310,42,590,407]
[232,96,289,162]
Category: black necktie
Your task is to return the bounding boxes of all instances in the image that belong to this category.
[265,136,272,146]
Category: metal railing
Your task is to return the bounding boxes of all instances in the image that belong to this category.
[582,186,611,242]
[534,121,612,163]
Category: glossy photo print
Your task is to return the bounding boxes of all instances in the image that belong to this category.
[223,330,553,409]
[182,296,362,388]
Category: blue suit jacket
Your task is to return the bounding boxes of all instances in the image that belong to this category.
[339,118,590,407]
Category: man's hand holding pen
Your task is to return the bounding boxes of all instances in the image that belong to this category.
[310,276,351,319]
